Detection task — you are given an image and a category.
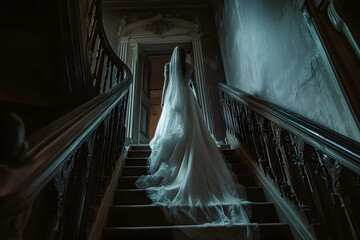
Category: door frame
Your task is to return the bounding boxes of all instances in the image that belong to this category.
[118,27,214,144]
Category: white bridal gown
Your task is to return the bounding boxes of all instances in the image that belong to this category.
[136,47,253,239]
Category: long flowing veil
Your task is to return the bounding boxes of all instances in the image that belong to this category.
[136,46,255,239]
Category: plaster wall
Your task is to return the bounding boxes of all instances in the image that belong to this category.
[213,0,360,142]
[103,11,121,56]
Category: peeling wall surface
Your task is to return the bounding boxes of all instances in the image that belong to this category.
[103,11,121,55]
[103,7,227,140]
[214,0,360,142]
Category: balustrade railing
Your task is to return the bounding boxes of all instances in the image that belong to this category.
[88,0,129,95]
[219,83,360,240]
[0,0,132,239]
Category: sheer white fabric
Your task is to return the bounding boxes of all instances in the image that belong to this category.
[136,47,253,239]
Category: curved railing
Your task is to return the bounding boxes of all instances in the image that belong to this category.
[219,83,360,239]
[0,0,132,239]
[87,0,131,95]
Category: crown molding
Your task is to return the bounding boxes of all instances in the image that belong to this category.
[103,0,212,10]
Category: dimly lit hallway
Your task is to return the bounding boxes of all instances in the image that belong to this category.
[1,0,359,239]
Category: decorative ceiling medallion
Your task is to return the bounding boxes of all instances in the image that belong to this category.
[145,19,175,35]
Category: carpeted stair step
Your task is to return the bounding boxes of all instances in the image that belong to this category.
[125,158,148,166]
[222,149,236,156]
[122,166,148,176]
[130,145,151,151]
[106,203,278,227]
[113,189,153,205]
[113,187,266,205]
[225,155,242,164]
[102,223,294,240]
[127,150,151,158]
[219,144,231,149]
[122,165,247,176]
[118,176,140,189]
[246,187,266,202]
[106,145,294,239]
[118,174,257,189]
[230,164,248,174]
[236,174,257,187]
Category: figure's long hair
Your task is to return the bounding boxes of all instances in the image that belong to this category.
[165,46,187,112]
[171,46,186,79]
[178,47,186,78]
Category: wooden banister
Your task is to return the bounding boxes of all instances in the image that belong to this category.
[0,0,132,239]
[219,83,360,239]
[218,83,360,174]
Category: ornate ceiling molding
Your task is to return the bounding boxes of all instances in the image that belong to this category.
[118,14,200,38]
[145,19,175,35]
[103,0,212,10]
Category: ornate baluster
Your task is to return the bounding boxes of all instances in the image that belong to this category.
[244,107,257,150]
[291,138,316,210]
[220,92,231,134]
[278,131,303,205]
[52,156,75,239]
[119,96,128,147]
[98,115,111,195]
[88,18,98,53]
[116,68,121,84]
[258,119,276,181]
[271,124,291,197]
[102,57,110,93]
[338,169,360,238]
[239,105,248,142]
[250,113,266,167]
[254,115,271,177]
[109,62,115,89]
[92,41,103,79]
[301,144,328,237]
[73,137,95,238]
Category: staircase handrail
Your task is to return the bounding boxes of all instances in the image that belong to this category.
[219,83,360,174]
[0,0,132,238]
[219,82,360,239]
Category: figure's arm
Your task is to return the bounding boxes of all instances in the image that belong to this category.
[190,66,202,109]
[161,63,170,108]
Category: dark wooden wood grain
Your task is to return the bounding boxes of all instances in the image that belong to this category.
[305,0,360,128]
[219,83,360,239]
[0,0,132,239]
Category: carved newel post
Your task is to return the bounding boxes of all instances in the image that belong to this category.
[0,110,30,240]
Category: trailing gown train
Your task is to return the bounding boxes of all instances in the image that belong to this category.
[135,47,253,239]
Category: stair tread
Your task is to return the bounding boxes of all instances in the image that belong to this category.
[130,145,151,150]
[121,165,248,176]
[103,223,294,240]
[105,146,293,239]
[115,186,263,192]
[110,202,274,207]
[123,165,148,168]
[119,173,252,178]
[107,202,278,226]
[114,187,266,204]
[104,222,288,229]
[118,174,257,189]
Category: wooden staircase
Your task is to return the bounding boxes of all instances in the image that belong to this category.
[102,145,294,239]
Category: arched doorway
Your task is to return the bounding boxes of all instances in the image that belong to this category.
[117,14,214,144]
